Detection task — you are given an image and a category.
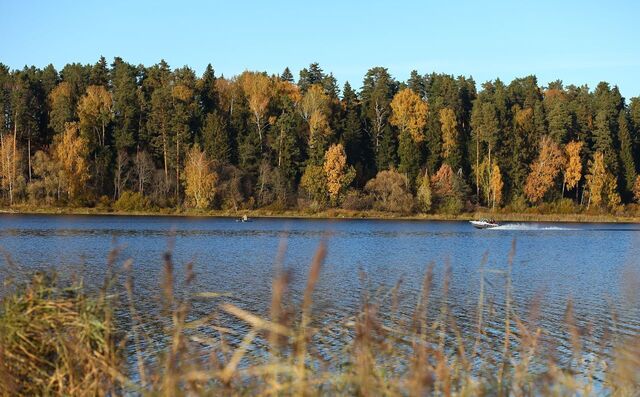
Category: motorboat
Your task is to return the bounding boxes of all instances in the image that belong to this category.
[470,219,500,229]
[236,214,252,223]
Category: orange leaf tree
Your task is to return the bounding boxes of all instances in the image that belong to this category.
[54,122,90,201]
[323,143,355,206]
[524,136,565,204]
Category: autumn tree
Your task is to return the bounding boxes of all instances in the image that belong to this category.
[184,144,218,209]
[431,163,466,213]
[524,136,565,204]
[390,88,428,183]
[323,143,355,206]
[562,140,583,197]
[471,101,499,200]
[490,163,503,209]
[78,85,114,193]
[54,122,90,201]
[78,85,113,149]
[300,164,327,205]
[171,75,197,200]
[390,88,428,143]
[300,84,331,164]
[586,151,620,209]
[415,169,432,212]
[439,107,460,168]
[28,150,62,204]
[0,133,22,204]
[239,71,272,150]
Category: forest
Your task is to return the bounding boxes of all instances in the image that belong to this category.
[1,56,640,215]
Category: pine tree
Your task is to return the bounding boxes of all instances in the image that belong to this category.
[111,58,139,152]
[280,67,294,83]
[198,64,218,114]
[340,82,365,170]
[617,110,636,196]
[89,56,109,86]
[201,111,230,164]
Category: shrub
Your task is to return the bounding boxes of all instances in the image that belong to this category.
[114,191,151,212]
[365,169,414,213]
[341,189,373,211]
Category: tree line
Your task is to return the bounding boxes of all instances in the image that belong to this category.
[1,57,640,214]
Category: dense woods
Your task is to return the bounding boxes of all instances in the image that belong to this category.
[1,57,640,214]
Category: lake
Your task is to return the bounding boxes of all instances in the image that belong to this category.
[1,214,639,371]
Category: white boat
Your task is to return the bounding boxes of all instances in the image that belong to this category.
[470,219,500,229]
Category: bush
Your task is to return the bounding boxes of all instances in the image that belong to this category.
[96,195,112,210]
[365,169,414,214]
[550,198,579,214]
[114,191,151,212]
[438,196,463,215]
[341,189,373,211]
[504,195,529,213]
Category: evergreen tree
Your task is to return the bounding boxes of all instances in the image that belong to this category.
[198,64,218,114]
[280,67,294,83]
[617,110,636,196]
[201,111,230,164]
[89,56,109,86]
[111,58,139,152]
[360,67,398,172]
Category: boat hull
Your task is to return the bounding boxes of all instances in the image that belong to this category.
[470,221,500,229]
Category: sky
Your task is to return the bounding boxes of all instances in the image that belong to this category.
[1,0,639,98]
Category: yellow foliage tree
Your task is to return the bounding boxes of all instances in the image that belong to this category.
[54,122,90,201]
[524,136,565,204]
[300,84,331,141]
[475,157,502,209]
[78,85,113,148]
[586,151,621,210]
[0,133,22,205]
[439,107,458,160]
[239,71,272,144]
[415,169,432,213]
[490,163,503,209]
[390,88,428,143]
[300,164,327,205]
[563,140,583,197]
[323,143,355,206]
[184,145,218,209]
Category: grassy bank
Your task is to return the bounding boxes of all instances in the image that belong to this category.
[4,203,640,224]
[1,245,639,395]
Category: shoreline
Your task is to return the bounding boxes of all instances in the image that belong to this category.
[2,206,640,224]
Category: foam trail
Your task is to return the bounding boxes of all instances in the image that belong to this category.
[491,223,578,231]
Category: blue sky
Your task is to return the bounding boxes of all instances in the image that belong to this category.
[1,0,639,98]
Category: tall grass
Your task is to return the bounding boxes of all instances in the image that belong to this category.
[1,242,639,396]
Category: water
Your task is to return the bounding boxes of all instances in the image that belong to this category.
[1,214,639,371]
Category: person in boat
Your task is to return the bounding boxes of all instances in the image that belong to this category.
[242,214,248,222]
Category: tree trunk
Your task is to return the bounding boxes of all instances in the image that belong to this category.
[475,138,479,203]
[27,137,32,182]
[175,131,180,200]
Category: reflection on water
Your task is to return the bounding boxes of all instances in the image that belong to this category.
[1,214,639,374]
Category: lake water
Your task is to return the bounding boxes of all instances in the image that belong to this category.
[1,214,639,370]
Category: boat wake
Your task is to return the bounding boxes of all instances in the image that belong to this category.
[491,223,577,231]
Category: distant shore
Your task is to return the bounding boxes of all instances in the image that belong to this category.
[2,205,640,224]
